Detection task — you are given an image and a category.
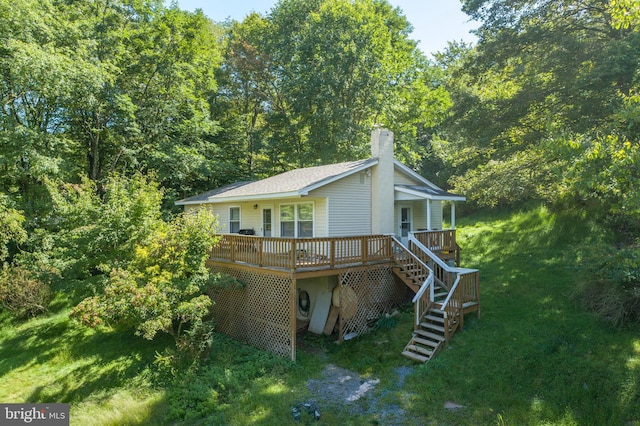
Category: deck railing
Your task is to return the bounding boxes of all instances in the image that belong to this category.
[408,232,480,335]
[210,234,394,270]
[391,237,436,328]
[412,229,460,266]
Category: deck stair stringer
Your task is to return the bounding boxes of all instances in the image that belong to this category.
[402,306,445,362]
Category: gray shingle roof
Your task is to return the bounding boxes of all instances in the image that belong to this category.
[176,181,255,204]
[176,158,375,204]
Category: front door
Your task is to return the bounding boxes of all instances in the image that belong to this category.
[262,207,272,237]
[399,206,411,245]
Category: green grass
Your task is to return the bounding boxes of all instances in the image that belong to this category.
[1,205,639,425]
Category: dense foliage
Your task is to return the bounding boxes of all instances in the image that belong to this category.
[443,0,640,227]
[71,209,221,355]
[1,0,639,341]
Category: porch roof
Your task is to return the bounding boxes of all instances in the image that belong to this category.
[394,184,466,202]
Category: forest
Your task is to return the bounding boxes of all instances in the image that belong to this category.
[1,0,640,405]
[1,0,639,423]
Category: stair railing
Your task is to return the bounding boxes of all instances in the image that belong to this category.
[408,236,456,290]
[391,237,435,328]
[412,273,434,327]
[408,233,480,340]
[439,274,463,341]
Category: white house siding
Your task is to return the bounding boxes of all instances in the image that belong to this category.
[185,199,327,237]
[186,202,256,234]
[309,171,372,237]
[430,200,443,229]
[392,169,444,231]
[393,170,418,185]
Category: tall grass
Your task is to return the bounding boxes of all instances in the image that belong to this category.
[1,205,638,425]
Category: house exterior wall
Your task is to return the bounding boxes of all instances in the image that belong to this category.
[393,170,417,185]
[392,169,444,231]
[186,198,329,237]
[308,170,372,236]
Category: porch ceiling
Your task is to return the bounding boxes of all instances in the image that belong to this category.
[394,184,466,202]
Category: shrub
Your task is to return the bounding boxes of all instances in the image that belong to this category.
[0,196,27,264]
[574,245,640,328]
[166,334,291,422]
[45,174,164,279]
[0,266,52,318]
[71,209,226,358]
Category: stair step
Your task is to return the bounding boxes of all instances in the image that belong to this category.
[415,329,446,341]
[420,322,445,333]
[401,350,429,363]
[406,344,434,357]
[431,308,445,315]
[424,314,445,323]
[412,337,440,348]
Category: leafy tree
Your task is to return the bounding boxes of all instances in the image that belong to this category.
[0,0,88,216]
[217,0,451,174]
[0,195,26,264]
[71,209,222,356]
[44,174,164,279]
[1,0,224,217]
[444,0,640,214]
[610,0,640,30]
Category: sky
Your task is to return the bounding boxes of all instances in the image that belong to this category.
[174,1,478,56]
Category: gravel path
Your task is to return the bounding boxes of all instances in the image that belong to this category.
[301,364,416,424]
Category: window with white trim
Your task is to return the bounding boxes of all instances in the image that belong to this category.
[280,203,313,237]
[229,207,240,233]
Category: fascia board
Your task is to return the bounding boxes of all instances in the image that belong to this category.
[207,191,303,203]
[394,186,466,201]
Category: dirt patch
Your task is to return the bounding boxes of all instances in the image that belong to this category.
[302,364,415,424]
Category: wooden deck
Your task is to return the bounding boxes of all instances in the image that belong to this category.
[209,234,396,272]
[207,230,480,363]
[209,231,462,270]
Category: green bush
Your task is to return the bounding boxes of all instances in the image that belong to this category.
[44,174,164,280]
[166,335,291,422]
[0,265,52,318]
[574,245,640,328]
[71,209,222,358]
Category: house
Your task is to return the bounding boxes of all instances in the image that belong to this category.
[176,128,480,362]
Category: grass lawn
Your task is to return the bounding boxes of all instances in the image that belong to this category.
[1,205,639,425]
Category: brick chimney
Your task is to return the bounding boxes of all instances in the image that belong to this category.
[370,128,394,235]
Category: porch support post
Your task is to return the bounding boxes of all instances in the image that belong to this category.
[426,199,432,230]
[451,201,456,229]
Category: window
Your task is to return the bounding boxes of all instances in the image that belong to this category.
[229,207,240,233]
[297,203,313,237]
[280,203,313,237]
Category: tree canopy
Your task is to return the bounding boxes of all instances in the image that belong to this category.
[1,0,639,332]
[439,0,640,233]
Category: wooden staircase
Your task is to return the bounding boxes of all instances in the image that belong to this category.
[392,235,480,364]
[401,284,451,363]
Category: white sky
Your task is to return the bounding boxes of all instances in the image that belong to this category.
[174,0,478,56]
